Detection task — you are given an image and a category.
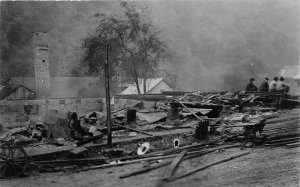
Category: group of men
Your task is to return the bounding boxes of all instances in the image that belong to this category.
[245,77,290,93]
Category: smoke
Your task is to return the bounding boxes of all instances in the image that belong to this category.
[0,1,118,78]
[146,0,299,90]
[1,0,299,91]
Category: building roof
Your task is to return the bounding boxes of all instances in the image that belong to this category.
[120,78,168,94]
[0,84,35,100]
[10,77,121,99]
[1,78,12,85]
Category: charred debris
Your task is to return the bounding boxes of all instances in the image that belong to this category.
[0,90,299,179]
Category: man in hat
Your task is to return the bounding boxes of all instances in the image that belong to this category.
[245,78,258,92]
[269,77,278,92]
[259,77,269,92]
[276,77,289,94]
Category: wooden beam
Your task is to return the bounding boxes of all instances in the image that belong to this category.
[265,137,300,144]
[286,142,300,148]
[76,134,104,146]
[264,140,300,147]
[162,151,187,181]
[265,117,300,124]
[172,101,223,110]
[119,150,212,179]
[167,152,250,182]
[119,144,241,179]
[174,99,204,122]
[112,123,153,136]
[114,94,170,101]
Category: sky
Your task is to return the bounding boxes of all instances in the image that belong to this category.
[0,0,299,91]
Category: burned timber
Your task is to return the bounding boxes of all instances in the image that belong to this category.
[0,89,299,186]
[1,1,300,186]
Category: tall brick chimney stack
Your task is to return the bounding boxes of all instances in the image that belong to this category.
[33,31,51,99]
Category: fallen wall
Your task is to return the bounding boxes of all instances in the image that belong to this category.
[0,98,104,130]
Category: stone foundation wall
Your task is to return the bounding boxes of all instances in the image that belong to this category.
[0,98,104,130]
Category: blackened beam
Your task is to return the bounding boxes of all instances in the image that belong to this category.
[172,101,223,110]
[114,95,223,110]
[161,91,193,95]
[114,94,172,101]
[242,92,287,97]
[162,90,228,95]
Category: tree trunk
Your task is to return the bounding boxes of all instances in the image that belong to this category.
[134,78,141,95]
[143,77,147,94]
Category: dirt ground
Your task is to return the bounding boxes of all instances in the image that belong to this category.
[1,146,299,187]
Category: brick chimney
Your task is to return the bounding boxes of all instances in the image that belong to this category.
[33,31,51,99]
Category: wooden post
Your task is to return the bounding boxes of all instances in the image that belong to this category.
[105,44,112,147]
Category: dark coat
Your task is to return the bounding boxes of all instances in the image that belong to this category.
[259,81,269,92]
[245,82,258,92]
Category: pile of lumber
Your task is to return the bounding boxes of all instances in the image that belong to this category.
[262,110,300,147]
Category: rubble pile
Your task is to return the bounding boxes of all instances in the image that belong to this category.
[0,123,48,145]
[0,90,299,179]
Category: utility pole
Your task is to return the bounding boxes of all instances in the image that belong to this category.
[105,44,112,147]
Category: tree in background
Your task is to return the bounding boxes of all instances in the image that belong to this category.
[81,2,170,94]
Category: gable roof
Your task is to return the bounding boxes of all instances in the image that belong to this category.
[120,78,168,94]
[9,85,35,94]
[0,84,35,100]
[1,78,12,85]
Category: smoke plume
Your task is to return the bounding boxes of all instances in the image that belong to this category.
[0,0,298,91]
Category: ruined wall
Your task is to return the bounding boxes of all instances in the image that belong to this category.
[0,98,104,130]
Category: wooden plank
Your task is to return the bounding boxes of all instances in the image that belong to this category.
[119,144,241,179]
[70,147,88,155]
[117,140,220,161]
[161,91,192,95]
[76,134,104,146]
[286,142,300,146]
[172,102,223,110]
[162,151,187,181]
[112,123,153,136]
[264,122,300,131]
[265,140,300,147]
[114,94,170,102]
[265,129,300,137]
[265,117,300,124]
[264,127,300,134]
[286,142,300,148]
[265,137,300,144]
[175,99,204,122]
[119,150,212,179]
[78,154,177,172]
[167,152,250,182]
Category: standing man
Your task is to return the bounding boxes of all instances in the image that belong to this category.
[259,77,269,92]
[276,77,290,94]
[245,78,258,92]
[269,77,278,92]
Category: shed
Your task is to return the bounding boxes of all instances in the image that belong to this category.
[3,85,36,100]
[120,78,174,95]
